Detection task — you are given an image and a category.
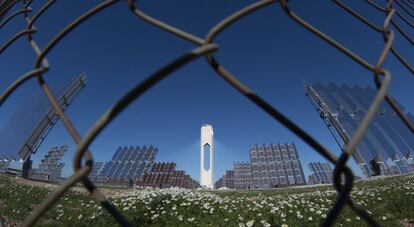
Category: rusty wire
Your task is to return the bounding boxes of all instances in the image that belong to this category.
[1,0,414,226]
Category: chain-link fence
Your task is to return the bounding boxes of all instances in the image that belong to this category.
[1,0,414,226]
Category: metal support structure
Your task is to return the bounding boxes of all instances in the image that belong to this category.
[18,73,87,161]
[304,82,366,165]
[21,154,32,178]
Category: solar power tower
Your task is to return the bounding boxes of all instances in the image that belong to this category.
[0,73,87,162]
[200,124,214,188]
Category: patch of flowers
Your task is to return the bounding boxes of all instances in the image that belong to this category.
[0,173,413,226]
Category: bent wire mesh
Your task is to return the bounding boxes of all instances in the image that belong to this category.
[0,0,414,226]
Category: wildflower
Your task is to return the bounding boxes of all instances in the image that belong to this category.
[188,217,195,222]
[78,214,83,220]
[263,222,271,227]
[316,210,322,214]
[246,220,255,227]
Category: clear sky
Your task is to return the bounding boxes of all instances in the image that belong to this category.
[1,0,414,182]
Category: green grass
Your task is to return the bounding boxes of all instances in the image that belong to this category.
[0,173,413,226]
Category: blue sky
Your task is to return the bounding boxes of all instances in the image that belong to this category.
[1,0,414,182]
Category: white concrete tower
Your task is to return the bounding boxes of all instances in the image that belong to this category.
[200,124,213,188]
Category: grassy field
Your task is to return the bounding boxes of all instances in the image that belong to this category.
[0,173,413,226]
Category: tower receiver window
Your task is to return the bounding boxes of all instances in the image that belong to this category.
[204,143,210,171]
